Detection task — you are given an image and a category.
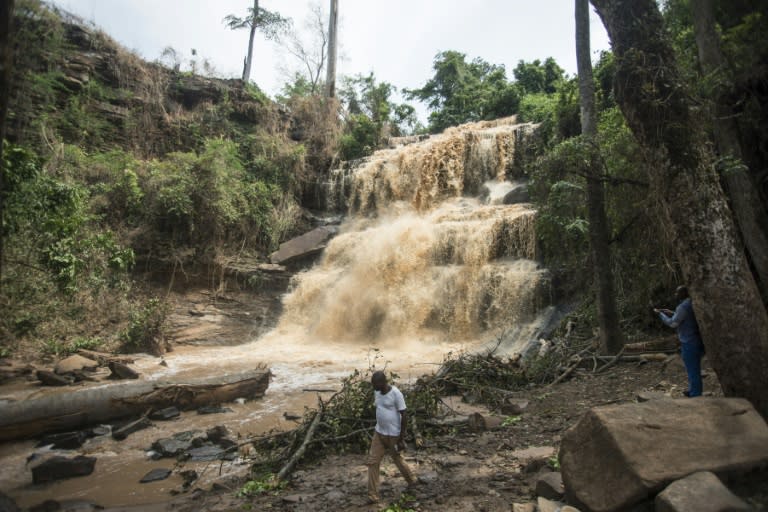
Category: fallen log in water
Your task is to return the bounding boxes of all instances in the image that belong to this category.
[0,366,271,442]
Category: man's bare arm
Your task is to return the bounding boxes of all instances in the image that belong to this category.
[399,410,408,447]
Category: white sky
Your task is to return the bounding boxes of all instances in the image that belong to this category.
[51,0,611,118]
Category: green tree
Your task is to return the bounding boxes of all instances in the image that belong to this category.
[513,57,565,94]
[406,51,520,133]
[223,0,290,83]
[576,0,623,354]
[689,0,768,302]
[337,73,419,160]
[0,0,14,285]
[591,0,768,417]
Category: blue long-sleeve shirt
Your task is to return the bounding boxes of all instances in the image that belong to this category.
[659,298,702,345]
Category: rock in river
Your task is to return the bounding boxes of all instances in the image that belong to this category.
[31,455,96,484]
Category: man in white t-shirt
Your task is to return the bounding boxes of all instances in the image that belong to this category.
[366,371,416,503]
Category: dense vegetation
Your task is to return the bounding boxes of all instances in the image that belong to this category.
[2,0,767,366]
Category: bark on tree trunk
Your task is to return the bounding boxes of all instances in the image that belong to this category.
[0,0,15,286]
[325,0,338,98]
[576,0,624,354]
[0,368,271,441]
[242,0,258,82]
[691,0,768,304]
[590,0,768,418]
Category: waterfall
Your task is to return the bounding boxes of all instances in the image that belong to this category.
[280,117,550,350]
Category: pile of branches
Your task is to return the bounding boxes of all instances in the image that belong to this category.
[244,366,441,481]
[241,351,555,481]
[240,327,670,482]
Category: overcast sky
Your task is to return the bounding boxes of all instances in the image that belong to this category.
[51,0,611,118]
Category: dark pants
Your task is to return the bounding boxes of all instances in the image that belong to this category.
[681,340,704,397]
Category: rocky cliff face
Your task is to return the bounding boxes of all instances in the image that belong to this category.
[8,1,284,158]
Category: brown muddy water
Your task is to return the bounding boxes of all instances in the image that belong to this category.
[0,335,480,508]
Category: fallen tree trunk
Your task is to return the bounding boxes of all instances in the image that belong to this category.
[0,367,270,442]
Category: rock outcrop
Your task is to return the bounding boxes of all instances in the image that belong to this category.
[269,226,338,266]
[559,398,768,512]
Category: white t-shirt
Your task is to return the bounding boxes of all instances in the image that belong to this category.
[374,385,406,436]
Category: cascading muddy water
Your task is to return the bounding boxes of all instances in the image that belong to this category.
[280,116,551,352]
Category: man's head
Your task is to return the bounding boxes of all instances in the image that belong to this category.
[676,285,689,301]
[371,371,387,392]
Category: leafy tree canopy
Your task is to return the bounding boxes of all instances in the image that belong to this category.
[223,4,290,40]
[405,51,521,133]
[337,73,421,160]
[512,57,565,94]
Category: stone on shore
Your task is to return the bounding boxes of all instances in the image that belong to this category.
[560,398,768,512]
[36,430,89,450]
[36,370,73,386]
[54,355,98,375]
[655,471,752,512]
[108,361,140,380]
[536,471,565,501]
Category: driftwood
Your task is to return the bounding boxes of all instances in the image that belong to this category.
[594,347,626,374]
[0,367,271,442]
[276,402,324,481]
[594,353,669,362]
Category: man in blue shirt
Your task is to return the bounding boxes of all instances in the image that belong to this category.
[655,286,705,397]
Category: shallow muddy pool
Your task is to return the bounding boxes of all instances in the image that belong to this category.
[0,329,482,508]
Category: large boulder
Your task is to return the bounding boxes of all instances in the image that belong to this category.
[560,398,768,512]
[54,355,98,375]
[502,184,531,204]
[269,226,338,266]
[655,471,752,512]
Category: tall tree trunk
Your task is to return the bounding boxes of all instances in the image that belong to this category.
[325,0,338,98]
[576,0,624,354]
[691,0,768,303]
[242,0,258,82]
[0,0,14,287]
[590,0,768,418]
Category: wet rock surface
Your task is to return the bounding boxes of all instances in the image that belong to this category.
[150,407,181,421]
[107,361,139,380]
[269,226,338,267]
[36,370,73,386]
[151,427,236,462]
[36,431,90,450]
[31,456,97,484]
[140,468,172,484]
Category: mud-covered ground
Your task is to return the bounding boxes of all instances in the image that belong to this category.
[165,354,765,512]
[3,283,767,512]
